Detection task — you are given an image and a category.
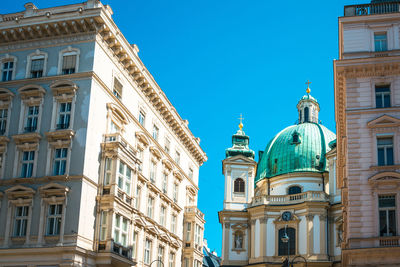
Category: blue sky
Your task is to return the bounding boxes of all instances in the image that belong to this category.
[3,0,367,255]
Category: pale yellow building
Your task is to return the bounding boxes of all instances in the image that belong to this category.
[0,1,206,266]
[335,0,400,266]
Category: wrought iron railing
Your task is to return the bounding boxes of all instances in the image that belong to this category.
[344,2,400,16]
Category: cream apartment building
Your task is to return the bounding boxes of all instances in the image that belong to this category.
[335,0,400,266]
[0,1,207,266]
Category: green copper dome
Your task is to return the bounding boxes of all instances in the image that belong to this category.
[255,122,336,183]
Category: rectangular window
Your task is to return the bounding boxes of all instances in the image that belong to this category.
[169,253,175,267]
[375,32,388,52]
[13,206,29,237]
[377,137,394,166]
[118,161,132,195]
[104,157,112,185]
[153,125,159,141]
[165,138,170,154]
[62,54,76,75]
[195,224,201,246]
[375,86,391,108]
[147,197,154,218]
[2,61,13,81]
[57,102,71,129]
[25,106,39,132]
[184,258,189,267]
[21,150,35,178]
[188,168,193,180]
[186,222,191,241]
[173,183,178,203]
[113,78,123,100]
[150,161,156,183]
[379,195,396,236]
[135,186,141,210]
[160,205,166,226]
[30,58,44,78]
[53,148,68,176]
[0,108,7,135]
[46,204,62,235]
[175,151,180,165]
[144,239,152,264]
[113,214,128,246]
[139,111,145,126]
[162,173,168,193]
[158,246,164,267]
[132,231,138,258]
[100,211,107,241]
[171,214,177,234]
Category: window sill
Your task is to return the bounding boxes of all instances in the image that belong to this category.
[44,235,60,242]
[369,165,400,171]
[11,236,26,243]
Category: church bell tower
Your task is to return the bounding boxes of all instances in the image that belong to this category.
[222,117,256,210]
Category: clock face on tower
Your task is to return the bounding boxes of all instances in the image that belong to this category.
[282,211,292,221]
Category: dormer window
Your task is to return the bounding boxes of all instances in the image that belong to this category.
[292,132,301,144]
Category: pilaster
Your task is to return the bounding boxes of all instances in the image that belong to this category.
[260,218,267,258]
[306,214,314,257]
[250,219,256,259]
[320,214,327,257]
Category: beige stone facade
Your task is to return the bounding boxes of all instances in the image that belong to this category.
[335,2,400,266]
[0,1,206,266]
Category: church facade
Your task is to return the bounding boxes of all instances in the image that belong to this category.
[218,88,342,266]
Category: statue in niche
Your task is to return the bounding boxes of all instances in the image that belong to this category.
[234,232,243,249]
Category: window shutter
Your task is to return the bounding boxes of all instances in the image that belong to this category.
[62,55,76,69]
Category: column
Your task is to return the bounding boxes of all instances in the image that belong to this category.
[259,218,267,258]
[25,202,33,245]
[320,214,327,257]
[306,214,314,257]
[37,199,45,245]
[250,219,256,259]
[223,223,230,261]
[3,201,12,246]
[59,200,68,244]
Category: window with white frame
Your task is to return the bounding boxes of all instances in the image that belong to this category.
[144,239,152,264]
[175,151,180,165]
[160,205,166,226]
[13,205,29,237]
[0,108,8,135]
[118,161,132,195]
[195,224,201,246]
[100,210,108,241]
[164,138,170,154]
[169,252,175,267]
[375,85,391,108]
[157,246,164,267]
[20,150,35,178]
[147,196,154,218]
[104,157,112,186]
[135,186,141,210]
[139,111,145,126]
[56,102,71,129]
[30,57,44,78]
[173,183,178,202]
[377,137,394,166]
[109,120,120,134]
[150,160,156,183]
[2,60,14,81]
[132,231,138,259]
[171,214,177,234]
[114,214,128,246]
[153,124,159,141]
[162,173,168,193]
[25,106,39,132]
[186,222,191,241]
[374,32,388,52]
[379,195,397,236]
[137,148,143,173]
[188,167,193,180]
[61,53,77,75]
[53,148,68,176]
[113,78,123,100]
[184,257,189,267]
[46,204,63,235]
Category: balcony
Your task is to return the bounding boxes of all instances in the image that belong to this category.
[97,240,135,267]
[344,2,400,17]
[251,191,328,206]
[184,206,205,220]
[117,188,132,205]
[103,133,136,157]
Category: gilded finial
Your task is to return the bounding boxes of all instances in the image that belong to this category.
[238,114,244,130]
[305,80,311,94]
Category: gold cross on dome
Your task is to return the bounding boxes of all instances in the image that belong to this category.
[238,114,244,130]
[305,80,311,94]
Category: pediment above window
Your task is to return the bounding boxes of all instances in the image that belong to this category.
[135,131,150,146]
[0,88,14,104]
[368,171,400,189]
[162,159,173,171]
[107,103,129,126]
[12,133,41,150]
[50,80,78,101]
[39,182,69,199]
[186,185,197,196]
[367,115,400,129]
[5,185,35,200]
[45,130,74,147]
[149,146,162,160]
[18,84,46,104]
[173,170,183,182]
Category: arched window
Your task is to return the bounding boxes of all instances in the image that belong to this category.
[304,107,309,122]
[288,186,302,195]
[278,227,295,256]
[234,178,245,193]
[234,231,243,249]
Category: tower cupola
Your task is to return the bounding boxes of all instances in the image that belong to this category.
[297,81,320,124]
[225,116,255,159]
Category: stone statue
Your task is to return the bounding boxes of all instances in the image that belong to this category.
[235,233,243,248]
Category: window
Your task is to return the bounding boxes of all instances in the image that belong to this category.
[135,186,141,210]
[292,133,300,144]
[278,227,295,256]
[375,86,391,108]
[186,222,191,241]
[46,204,62,235]
[114,214,128,246]
[171,214,177,234]
[113,78,123,100]
[157,246,164,267]
[53,148,68,176]
[304,107,309,122]
[139,111,145,126]
[153,125,159,141]
[175,151,180,165]
[150,161,157,183]
[188,168,193,180]
[100,211,108,241]
[377,137,394,166]
[2,60,13,81]
[375,32,388,52]
[169,253,175,267]
[30,58,44,78]
[62,54,77,74]
[118,161,132,194]
[173,183,178,202]
[288,186,302,195]
[162,173,168,193]
[379,195,396,237]
[164,138,170,154]
[234,231,243,249]
[13,206,29,237]
[132,231,138,258]
[104,158,112,185]
[184,258,189,267]
[137,148,143,173]
[25,106,39,132]
[109,120,120,134]
[144,239,152,264]
[147,197,154,218]
[0,108,7,135]
[234,178,245,193]
[160,206,166,226]
[195,224,201,246]
[21,150,35,178]
[57,102,71,129]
